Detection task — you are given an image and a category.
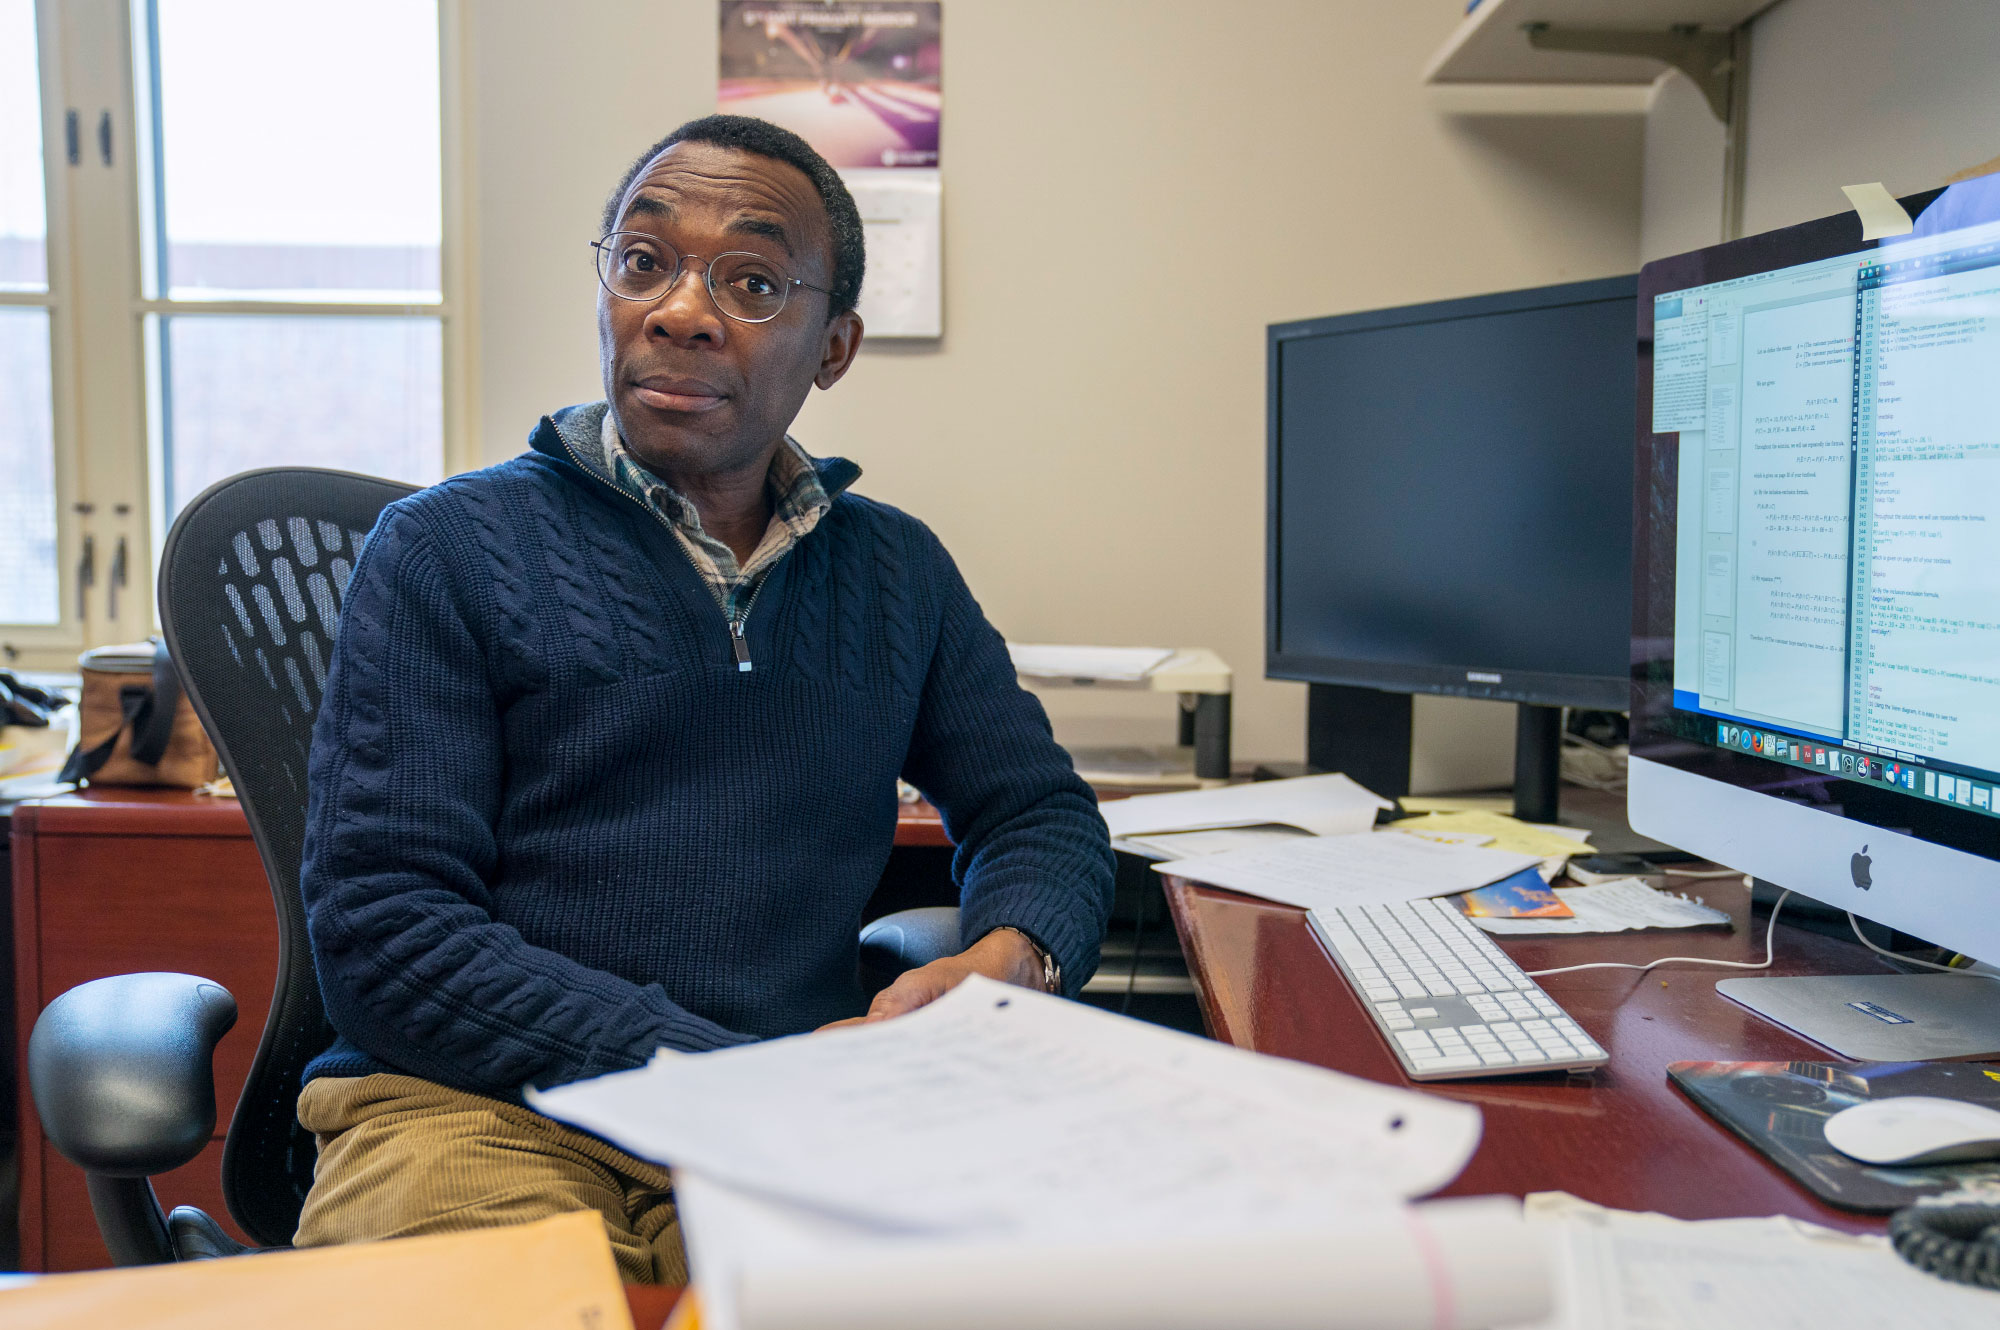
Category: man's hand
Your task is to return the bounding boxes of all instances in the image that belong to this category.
[817,928,1045,1031]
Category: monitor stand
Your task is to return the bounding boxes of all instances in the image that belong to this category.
[1512,703,1563,824]
[1266,687,1572,824]
[1717,972,2000,1061]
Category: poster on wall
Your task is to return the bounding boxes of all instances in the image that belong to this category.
[719,2,943,337]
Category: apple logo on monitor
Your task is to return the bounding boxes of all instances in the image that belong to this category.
[1851,845,1872,890]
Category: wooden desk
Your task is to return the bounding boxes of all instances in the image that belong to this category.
[8,788,957,1272]
[1163,875,1894,1234]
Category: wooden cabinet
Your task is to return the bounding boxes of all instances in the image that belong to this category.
[11,790,276,1271]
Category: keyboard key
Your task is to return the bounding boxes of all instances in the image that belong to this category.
[1394,1030,1436,1051]
[1363,986,1397,1001]
[1424,980,1455,997]
[1415,1054,1483,1072]
[1479,1050,1516,1066]
[1396,980,1427,998]
[1385,1016,1414,1030]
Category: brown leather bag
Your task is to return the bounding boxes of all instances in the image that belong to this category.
[58,639,221,789]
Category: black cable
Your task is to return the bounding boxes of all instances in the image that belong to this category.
[1119,877,1150,1016]
[1888,1203,2000,1290]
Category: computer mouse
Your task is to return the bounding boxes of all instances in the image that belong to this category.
[1823,1096,2000,1166]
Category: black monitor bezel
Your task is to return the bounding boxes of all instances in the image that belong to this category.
[1632,184,2000,862]
[1265,274,1638,711]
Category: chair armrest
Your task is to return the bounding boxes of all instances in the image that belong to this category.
[28,972,239,1177]
[859,906,962,976]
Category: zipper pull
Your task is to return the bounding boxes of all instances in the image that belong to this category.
[730,618,753,672]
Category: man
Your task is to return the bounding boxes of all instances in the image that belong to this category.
[291,115,1115,1282]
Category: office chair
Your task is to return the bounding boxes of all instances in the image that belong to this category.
[27,466,960,1266]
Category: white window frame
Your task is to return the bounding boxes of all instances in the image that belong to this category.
[1,0,472,671]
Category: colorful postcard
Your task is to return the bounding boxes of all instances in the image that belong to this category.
[1454,866,1575,918]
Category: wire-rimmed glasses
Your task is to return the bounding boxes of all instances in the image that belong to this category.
[591,231,830,324]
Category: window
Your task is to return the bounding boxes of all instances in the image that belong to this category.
[0,0,60,628]
[1,0,462,666]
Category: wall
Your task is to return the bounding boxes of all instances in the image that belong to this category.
[1641,0,2000,259]
[466,0,1644,779]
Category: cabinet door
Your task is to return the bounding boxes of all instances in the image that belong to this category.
[17,821,276,1269]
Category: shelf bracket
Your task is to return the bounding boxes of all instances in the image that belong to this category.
[1522,23,1737,124]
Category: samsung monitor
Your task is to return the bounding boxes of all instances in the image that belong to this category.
[1267,276,1638,816]
[1630,177,2000,1058]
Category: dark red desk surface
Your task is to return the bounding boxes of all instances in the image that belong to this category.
[11,785,958,846]
[1163,874,1899,1235]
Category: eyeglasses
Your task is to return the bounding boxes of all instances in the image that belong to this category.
[591,231,831,324]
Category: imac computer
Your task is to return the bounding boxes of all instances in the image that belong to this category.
[1268,275,1638,821]
[1631,175,2000,1059]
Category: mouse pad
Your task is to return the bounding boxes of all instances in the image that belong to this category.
[1668,1060,2000,1212]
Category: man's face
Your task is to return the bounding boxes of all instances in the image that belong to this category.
[597,141,862,481]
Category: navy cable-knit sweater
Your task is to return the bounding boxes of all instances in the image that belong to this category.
[297,404,1116,1097]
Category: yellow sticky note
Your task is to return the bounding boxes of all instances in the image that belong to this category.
[1389,810,1593,860]
[1397,794,1514,815]
[1841,182,1914,240]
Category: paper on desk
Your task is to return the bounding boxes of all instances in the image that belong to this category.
[1113,823,1311,860]
[1153,831,1542,913]
[1007,642,1174,682]
[1100,772,1392,839]
[1525,1191,2000,1328]
[678,1177,1553,1330]
[529,976,1480,1237]
[1467,879,1731,936]
[0,1211,630,1330]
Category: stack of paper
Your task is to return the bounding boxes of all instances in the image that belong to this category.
[1527,1192,2000,1328]
[1007,643,1175,682]
[1117,823,1312,861]
[529,977,1553,1330]
[1152,829,1542,914]
[1102,772,1393,841]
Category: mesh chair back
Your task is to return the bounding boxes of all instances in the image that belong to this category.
[157,467,415,1248]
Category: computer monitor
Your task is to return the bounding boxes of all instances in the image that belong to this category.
[1267,276,1638,817]
[1630,176,2000,1059]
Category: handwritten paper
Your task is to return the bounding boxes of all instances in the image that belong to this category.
[529,976,1478,1237]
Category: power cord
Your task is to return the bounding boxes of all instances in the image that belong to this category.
[1119,880,1150,1016]
[1889,1203,2000,1290]
[1526,890,1790,978]
[1847,913,1970,975]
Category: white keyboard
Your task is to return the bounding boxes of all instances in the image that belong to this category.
[1308,897,1609,1081]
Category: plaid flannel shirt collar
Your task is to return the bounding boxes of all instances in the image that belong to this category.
[599,411,831,612]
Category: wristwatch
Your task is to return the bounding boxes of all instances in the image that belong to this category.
[995,926,1061,994]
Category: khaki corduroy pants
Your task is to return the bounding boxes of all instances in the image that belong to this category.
[294,1073,687,1285]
